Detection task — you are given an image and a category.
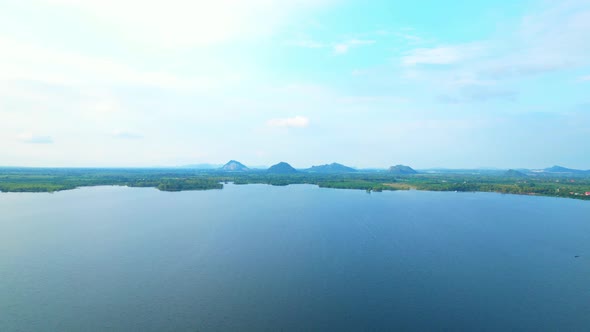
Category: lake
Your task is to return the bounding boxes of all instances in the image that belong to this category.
[1,184,590,331]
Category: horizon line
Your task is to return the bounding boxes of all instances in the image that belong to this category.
[0,163,586,171]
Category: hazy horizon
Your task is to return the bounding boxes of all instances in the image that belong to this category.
[1,0,589,168]
[0,160,586,171]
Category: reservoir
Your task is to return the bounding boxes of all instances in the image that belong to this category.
[1,184,589,331]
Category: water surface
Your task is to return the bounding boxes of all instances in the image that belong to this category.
[1,184,590,331]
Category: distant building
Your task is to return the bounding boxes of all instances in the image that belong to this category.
[585,192,590,196]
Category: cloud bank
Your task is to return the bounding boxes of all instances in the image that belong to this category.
[266,116,310,128]
[17,132,53,144]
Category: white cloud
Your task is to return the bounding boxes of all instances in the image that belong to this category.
[479,3,590,79]
[333,39,375,55]
[399,1,590,102]
[113,131,143,139]
[351,69,368,76]
[266,116,310,128]
[397,33,426,44]
[0,35,204,91]
[579,75,590,81]
[438,84,518,103]
[285,40,327,48]
[17,132,53,144]
[41,0,332,49]
[287,38,375,54]
[402,43,487,66]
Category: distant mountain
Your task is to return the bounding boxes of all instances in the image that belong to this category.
[388,165,417,174]
[419,168,503,175]
[267,162,298,174]
[505,169,528,177]
[305,163,357,173]
[221,160,249,172]
[543,165,586,174]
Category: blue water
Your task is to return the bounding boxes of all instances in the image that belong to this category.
[1,184,590,331]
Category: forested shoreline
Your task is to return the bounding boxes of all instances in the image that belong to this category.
[1,168,589,200]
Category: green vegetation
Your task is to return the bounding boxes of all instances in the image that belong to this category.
[1,168,589,200]
[0,168,223,193]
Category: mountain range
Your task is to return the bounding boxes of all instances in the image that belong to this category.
[180,161,588,176]
[304,163,357,173]
[539,165,589,174]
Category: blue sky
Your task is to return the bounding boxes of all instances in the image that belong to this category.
[1,0,589,168]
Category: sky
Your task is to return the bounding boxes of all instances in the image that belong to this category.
[1,0,589,169]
